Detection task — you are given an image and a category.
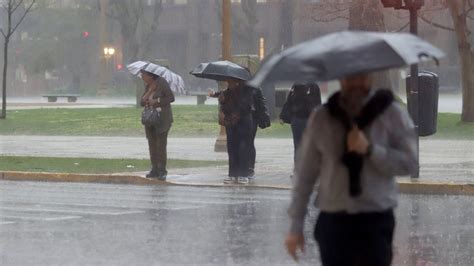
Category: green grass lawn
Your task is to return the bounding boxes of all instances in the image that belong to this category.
[0,106,472,139]
[0,156,225,174]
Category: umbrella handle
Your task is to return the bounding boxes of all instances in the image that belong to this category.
[418,53,440,66]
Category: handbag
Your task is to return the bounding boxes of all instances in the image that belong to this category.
[141,107,161,126]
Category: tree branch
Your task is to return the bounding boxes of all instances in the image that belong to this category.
[0,28,5,38]
[11,0,26,14]
[393,21,410,32]
[419,14,456,32]
[9,0,36,37]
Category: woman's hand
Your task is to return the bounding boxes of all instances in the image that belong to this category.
[208,90,216,97]
[347,125,370,155]
[145,98,160,108]
[285,233,305,262]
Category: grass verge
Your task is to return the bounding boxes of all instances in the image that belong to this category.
[0,106,472,139]
[0,156,225,174]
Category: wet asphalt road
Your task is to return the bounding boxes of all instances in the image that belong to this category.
[1,180,473,266]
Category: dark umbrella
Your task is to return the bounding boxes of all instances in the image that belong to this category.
[248,31,445,87]
[190,60,251,81]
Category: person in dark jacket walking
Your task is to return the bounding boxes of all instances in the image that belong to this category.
[280,83,322,163]
[209,78,254,184]
[140,70,175,180]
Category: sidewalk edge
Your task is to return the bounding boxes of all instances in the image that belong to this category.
[1,171,473,195]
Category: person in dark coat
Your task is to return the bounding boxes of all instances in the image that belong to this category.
[280,83,322,163]
[209,78,254,184]
[140,70,175,180]
[248,87,271,177]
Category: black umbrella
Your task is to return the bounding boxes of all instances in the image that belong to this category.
[248,31,445,87]
[190,60,251,81]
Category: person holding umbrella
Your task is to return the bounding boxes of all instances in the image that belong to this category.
[247,31,444,265]
[208,66,271,178]
[279,82,321,165]
[191,61,260,184]
[128,61,182,180]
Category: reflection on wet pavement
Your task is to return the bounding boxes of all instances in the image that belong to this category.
[0,181,473,265]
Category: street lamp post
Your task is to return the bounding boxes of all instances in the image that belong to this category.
[99,46,115,95]
[214,0,232,152]
[381,0,424,178]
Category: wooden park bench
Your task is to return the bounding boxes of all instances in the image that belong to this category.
[42,94,81,103]
[187,91,209,105]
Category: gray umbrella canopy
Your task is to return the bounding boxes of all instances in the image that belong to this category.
[127,61,186,95]
[190,60,251,81]
[248,31,445,87]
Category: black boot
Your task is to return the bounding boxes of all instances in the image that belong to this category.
[157,169,167,181]
[146,169,159,178]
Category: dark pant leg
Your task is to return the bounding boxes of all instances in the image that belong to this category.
[314,211,395,266]
[236,118,253,177]
[291,117,308,163]
[314,212,353,266]
[353,211,395,266]
[226,126,238,177]
[145,126,159,172]
[249,122,258,172]
[155,129,169,175]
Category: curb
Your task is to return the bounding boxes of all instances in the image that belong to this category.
[1,171,474,195]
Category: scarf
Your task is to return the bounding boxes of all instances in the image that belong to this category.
[325,89,394,197]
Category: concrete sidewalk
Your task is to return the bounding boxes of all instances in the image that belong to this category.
[1,135,473,185]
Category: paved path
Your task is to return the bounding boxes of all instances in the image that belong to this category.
[1,180,473,265]
[1,136,473,184]
[8,94,462,113]
[7,96,218,110]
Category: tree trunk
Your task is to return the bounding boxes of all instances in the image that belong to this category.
[278,0,294,50]
[241,0,258,54]
[348,0,392,89]
[1,40,8,119]
[448,0,474,122]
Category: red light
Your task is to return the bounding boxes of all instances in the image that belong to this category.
[116,64,123,70]
[82,31,89,38]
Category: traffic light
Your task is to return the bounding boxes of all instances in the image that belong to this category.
[82,31,89,38]
[381,0,424,8]
[381,0,403,8]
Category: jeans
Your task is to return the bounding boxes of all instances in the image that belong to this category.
[226,116,253,177]
[249,122,258,173]
[290,117,308,163]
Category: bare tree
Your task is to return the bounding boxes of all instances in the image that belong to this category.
[311,0,391,88]
[230,0,258,54]
[447,0,474,122]
[0,0,36,119]
[417,0,474,122]
[104,0,163,105]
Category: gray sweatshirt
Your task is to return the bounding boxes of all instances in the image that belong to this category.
[288,100,417,234]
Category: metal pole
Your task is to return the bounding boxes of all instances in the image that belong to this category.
[98,0,108,96]
[214,0,232,152]
[409,6,420,178]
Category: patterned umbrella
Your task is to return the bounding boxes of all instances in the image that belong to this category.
[127,61,186,95]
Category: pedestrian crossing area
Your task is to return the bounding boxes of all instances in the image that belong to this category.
[0,180,290,226]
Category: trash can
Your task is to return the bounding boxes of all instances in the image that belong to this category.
[405,71,439,136]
